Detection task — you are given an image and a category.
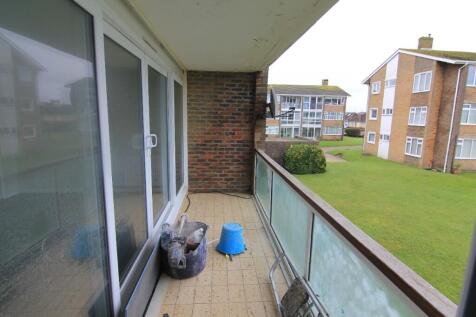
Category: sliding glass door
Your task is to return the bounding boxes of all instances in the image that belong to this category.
[0,1,111,315]
[148,66,169,223]
[104,36,148,282]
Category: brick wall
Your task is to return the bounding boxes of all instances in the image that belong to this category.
[187,71,266,193]
[363,66,386,155]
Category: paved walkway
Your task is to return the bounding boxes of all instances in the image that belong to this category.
[321,145,362,163]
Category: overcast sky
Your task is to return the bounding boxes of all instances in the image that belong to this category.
[268,0,476,112]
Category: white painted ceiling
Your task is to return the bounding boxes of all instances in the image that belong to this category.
[128,0,337,72]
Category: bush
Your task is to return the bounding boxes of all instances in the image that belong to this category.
[345,128,362,137]
[283,144,326,174]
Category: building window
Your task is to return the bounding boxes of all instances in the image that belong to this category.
[467,66,476,87]
[455,139,476,159]
[282,96,301,109]
[371,81,381,94]
[22,124,36,139]
[323,112,344,120]
[367,132,376,144]
[303,97,310,109]
[322,126,342,135]
[405,137,423,157]
[413,71,432,93]
[385,79,396,88]
[461,104,476,125]
[382,108,393,116]
[369,108,378,120]
[380,134,390,141]
[408,106,427,126]
[266,126,279,135]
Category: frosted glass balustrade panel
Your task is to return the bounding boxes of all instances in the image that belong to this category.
[310,214,425,317]
[271,174,311,276]
[255,156,272,218]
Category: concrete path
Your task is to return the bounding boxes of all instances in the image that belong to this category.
[321,145,362,163]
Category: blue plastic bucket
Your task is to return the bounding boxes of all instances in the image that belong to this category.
[216,223,246,255]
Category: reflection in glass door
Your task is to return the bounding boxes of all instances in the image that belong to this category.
[148,66,169,222]
[104,36,147,282]
[0,1,111,315]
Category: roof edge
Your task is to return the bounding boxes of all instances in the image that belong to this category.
[362,49,476,84]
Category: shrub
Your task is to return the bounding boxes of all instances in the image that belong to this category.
[283,144,326,174]
[345,127,362,137]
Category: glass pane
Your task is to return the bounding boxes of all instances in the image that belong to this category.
[255,156,272,217]
[0,1,111,315]
[310,214,425,316]
[468,108,476,124]
[461,109,469,124]
[104,36,147,282]
[174,81,184,194]
[271,174,310,276]
[148,67,169,222]
[462,140,472,158]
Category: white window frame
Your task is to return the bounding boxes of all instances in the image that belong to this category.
[467,66,476,87]
[380,134,390,141]
[413,71,432,93]
[385,79,396,88]
[461,104,476,125]
[382,108,393,116]
[322,126,343,135]
[369,108,378,120]
[22,124,37,139]
[371,81,381,94]
[455,138,476,159]
[367,132,376,144]
[408,106,428,126]
[405,137,424,157]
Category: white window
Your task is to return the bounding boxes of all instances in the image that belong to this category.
[461,104,476,125]
[303,97,310,109]
[467,66,476,87]
[22,125,36,139]
[266,126,279,135]
[455,139,476,159]
[408,106,427,126]
[380,134,390,141]
[367,132,376,144]
[322,126,343,135]
[371,81,381,94]
[323,112,344,120]
[413,71,432,93]
[382,108,393,116]
[405,137,423,157]
[369,108,378,120]
[385,79,396,88]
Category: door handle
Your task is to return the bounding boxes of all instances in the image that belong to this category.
[147,134,158,149]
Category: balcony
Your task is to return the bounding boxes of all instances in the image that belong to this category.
[148,150,457,317]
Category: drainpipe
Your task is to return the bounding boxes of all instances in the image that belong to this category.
[443,63,468,173]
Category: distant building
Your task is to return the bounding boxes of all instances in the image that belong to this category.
[267,80,350,140]
[344,112,366,129]
[362,35,476,172]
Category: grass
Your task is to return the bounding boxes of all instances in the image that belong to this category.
[296,149,476,303]
[318,136,364,147]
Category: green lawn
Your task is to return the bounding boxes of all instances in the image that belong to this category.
[318,136,364,147]
[296,149,476,303]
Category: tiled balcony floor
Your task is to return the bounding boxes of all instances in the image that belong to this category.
[150,193,287,317]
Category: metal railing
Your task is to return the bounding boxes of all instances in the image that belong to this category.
[254,149,457,317]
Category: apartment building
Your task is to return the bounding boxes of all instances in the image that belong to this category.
[268,81,350,140]
[363,35,476,172]
[344,112,366,129]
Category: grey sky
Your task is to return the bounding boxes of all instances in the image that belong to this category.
[268,0,476,112]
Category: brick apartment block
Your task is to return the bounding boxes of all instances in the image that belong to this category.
[363,35,476,172]
[266,80,350,141]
